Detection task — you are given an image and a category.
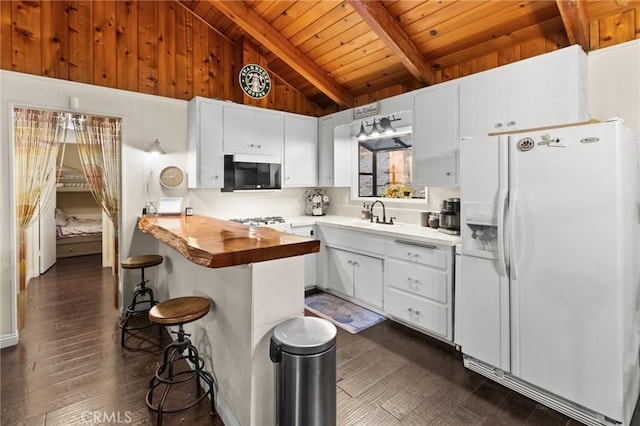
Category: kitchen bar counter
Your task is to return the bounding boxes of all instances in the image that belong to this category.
[138,214,319,268]
[138,213,313,426]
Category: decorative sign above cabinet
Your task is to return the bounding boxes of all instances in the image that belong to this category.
[354,102,378,119]
[239,64,271,99]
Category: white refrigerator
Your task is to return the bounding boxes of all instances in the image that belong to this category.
[458,120,640,426]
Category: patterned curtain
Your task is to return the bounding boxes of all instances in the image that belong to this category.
[72,115,121,231]
[72,115,121,309]
[13,107,66,328]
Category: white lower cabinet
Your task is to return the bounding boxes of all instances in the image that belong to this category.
[385,240,453,341]
[317,225,455,341]
[290,225,317,289]
[327,247,384,310]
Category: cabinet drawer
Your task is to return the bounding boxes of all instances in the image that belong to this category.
[386,287,448,338]
[387,259,448,303]
[319,226,386,256]
[387,240,448,269]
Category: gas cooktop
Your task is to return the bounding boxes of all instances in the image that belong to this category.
[229,216,287,226]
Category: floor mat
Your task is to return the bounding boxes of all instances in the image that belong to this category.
[304,292,386,334]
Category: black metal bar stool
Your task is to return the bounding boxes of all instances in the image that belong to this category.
[120,254,163,347]
[146,296,216,426]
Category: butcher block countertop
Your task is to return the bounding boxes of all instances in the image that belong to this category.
[138,214,320,268]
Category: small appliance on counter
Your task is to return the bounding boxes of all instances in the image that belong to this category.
[438,198,460,235]
[304,189,329,216]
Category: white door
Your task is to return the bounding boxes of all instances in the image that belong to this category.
[459,70,507,138]
[509,124,622,417]
[253,109,284,155]
[353,253,383,309]
[199,101,224,188]
[283,115,317,187]
[39,198,57,273]
[459,136,510,371]
[413,85,459,186]
[318,117,334,186]
[327,247,354,297]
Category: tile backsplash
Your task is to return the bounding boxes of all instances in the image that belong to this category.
[184,186,459,225]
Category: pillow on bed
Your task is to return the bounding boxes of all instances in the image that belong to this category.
[55,208,68,226]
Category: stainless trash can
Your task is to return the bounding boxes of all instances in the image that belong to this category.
[270,316,337,426]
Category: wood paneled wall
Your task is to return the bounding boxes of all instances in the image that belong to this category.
[0,0,326,115]
[240,39,326,117]
[1,1,639,115]
[1,1,240,101]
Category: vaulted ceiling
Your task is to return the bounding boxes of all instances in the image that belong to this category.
[180,0,639,110]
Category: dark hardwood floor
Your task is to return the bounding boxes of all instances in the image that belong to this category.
[2,255,638,425]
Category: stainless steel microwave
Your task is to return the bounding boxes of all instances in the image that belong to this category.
[222,154,282,192]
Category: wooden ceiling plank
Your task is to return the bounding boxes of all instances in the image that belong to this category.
[206,0,354,107]
[297,11,368,54]
[346,0,436,84]
[432,16,566,69]
[414,1,560,57]
[322,39,389,73]
[255,0,296,24]
[310,24,381,66]
[556,0,589,48]
[288,4,354,47]
[583,0,640,20]
[270,1,330,34]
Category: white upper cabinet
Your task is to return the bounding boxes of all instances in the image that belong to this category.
[459,71,508,138]
[459,45,588,139]
[187,97,224,188]
[284,114,318,187]
[413,84,460,187]
[318,116,335,187]
[223,104,284,156]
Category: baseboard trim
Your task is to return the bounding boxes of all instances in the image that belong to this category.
[0,332,18,348]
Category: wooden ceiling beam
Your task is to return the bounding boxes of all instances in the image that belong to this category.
[206,0,354,108]
[556,0,589,49]
[346,0,436,85]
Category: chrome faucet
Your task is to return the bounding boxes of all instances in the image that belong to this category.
[370,200,394,225]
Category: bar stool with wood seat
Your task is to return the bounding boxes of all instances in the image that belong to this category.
[146,296,216,425]
[120,254,163,347]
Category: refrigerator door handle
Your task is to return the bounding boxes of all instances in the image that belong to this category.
[509,191,519,280]
[497,187,508,278]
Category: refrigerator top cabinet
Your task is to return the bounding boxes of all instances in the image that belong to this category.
[459,121,640,425]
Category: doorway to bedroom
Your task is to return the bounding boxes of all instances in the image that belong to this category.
[12,106,121,329]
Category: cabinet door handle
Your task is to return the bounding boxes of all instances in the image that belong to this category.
[347,260,353,265]
[494,123,503,129]
[396,239,437,250]
[353,261,359,267]
[445,171,454,176]
[507,120,516,127]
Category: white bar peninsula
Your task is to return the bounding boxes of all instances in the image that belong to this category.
[138,214,320,426]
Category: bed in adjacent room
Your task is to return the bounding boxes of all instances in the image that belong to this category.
[55,208,102,258]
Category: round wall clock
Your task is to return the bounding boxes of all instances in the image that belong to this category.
[159,166,184,188]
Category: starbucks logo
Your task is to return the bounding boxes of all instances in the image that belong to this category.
[239,64,271,99]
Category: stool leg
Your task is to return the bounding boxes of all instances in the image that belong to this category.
[120,267,160,347]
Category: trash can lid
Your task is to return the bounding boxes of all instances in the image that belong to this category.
[273,317,337,355]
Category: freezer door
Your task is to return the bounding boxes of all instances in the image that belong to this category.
[459,137,510,371]
[508,123,625,419]
[460,255,510,371]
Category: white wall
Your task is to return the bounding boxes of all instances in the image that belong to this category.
[588,39,640,133]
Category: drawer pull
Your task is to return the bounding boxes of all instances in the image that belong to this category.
[407,307,421,316]
[347,260,353,265]
[396,239,437,250]
[353,261,359,267]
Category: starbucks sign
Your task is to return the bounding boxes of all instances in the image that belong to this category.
[239,64,271,99]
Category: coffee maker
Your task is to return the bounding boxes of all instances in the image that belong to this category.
[439,198,460,235]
